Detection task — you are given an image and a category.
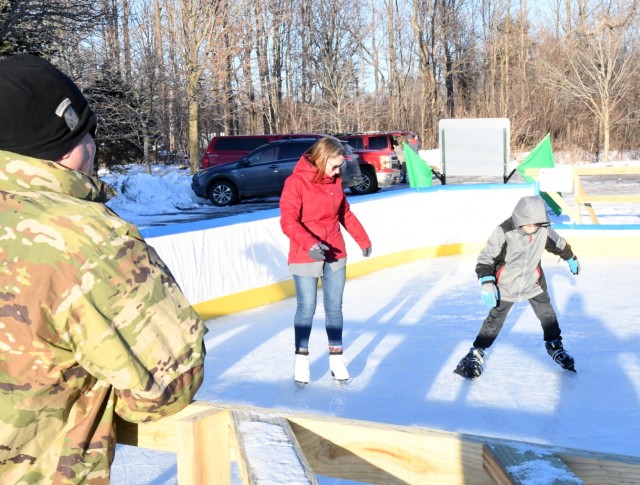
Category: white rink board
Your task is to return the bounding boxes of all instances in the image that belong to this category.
[439,118,510,177]
[144,184,534,306]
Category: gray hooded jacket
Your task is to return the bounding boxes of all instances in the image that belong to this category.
[475,196,574,302]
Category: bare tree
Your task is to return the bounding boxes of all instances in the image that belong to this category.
[0,0,103,55]
[544,1,639,162]
[307,0,363,133]
[165,0,239,173]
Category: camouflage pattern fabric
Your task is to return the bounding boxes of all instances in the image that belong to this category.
[0,151,206,484]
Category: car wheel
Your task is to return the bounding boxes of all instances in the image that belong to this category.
[350,167,378,195]
[208,180,239,206]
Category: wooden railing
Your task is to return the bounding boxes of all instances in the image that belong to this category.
[115,401,640,484]
[525,166,640,224]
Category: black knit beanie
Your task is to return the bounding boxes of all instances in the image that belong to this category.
[0,54,97,161]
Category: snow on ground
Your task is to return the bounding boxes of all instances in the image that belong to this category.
[103,160,640,484]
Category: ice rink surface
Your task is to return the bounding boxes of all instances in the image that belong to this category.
[113,252,640,484]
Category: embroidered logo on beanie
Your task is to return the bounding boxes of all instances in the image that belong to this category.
[55,98,80,132]
[0,54,97,161]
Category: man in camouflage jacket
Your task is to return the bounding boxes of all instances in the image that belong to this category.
[0,55,206,483]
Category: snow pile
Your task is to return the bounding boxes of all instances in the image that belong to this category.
[99,164,205,216]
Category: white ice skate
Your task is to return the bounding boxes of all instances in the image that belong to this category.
[294,353,310,385]
[329,354,349,382]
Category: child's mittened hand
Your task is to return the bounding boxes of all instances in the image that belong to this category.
[567,256,580,275]
[479,276,499,308]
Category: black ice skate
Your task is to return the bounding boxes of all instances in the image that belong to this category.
[454,347,485,379]
[545,339,576,373]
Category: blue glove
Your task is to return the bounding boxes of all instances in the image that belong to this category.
[479,276,499,308]
[309,243,329,261]
[567,256,580,275]
[362,246,372,257]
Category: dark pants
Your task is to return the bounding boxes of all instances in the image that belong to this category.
[472,291,561,350]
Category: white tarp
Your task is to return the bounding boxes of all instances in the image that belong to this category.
[145,184,534,306]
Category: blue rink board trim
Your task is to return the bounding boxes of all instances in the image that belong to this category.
[554,224,640,231]
[139,182,640,239]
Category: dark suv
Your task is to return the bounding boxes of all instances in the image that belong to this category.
[191,138,362,206]
[200,133,322,168]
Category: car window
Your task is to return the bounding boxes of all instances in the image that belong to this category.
[279,142,315,160]
[368,136,388,150]
[341,142,354,155]
[247,145,278,164]
[215,137,270,151]
[345,137,364,150]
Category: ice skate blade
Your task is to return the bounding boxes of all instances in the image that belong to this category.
[453,368,479,379]
[330,371,349,383]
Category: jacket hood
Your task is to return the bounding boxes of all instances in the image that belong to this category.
[511,196,550,227]
[293,153,317,176]
[293,153,335,184]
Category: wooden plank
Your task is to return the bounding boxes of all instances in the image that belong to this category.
[544,190,578,222]
[483,444,581,485]
[575,195,640,203]
[559,453,640,485]
[584,203,599,224]
[176,409,232,485]
[232,411,317,484]
[287,415,491,485]
[115,400,218,452]
[573,166,640,176]
[115,401,640,485]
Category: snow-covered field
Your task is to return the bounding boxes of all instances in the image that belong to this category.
[102,160,640,484]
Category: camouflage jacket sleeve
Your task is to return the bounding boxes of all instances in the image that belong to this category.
[55,204,206,423]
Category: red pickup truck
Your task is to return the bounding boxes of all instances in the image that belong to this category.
[338,132,402,194]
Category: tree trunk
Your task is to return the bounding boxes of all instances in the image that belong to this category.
[154,0,168,150]
[387,0,397,123]
[122,0,132,83]
[188,70,200,174]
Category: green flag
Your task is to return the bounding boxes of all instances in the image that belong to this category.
[403,143,432,188]
[517,134,562,215]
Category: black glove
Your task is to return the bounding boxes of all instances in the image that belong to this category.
[362,246,372,257]
[309,243,329,261]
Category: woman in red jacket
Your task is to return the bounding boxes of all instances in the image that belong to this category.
[280,137,372,385]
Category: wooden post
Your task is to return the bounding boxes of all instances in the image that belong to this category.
[231,411,317,484]
[176,409,232,485]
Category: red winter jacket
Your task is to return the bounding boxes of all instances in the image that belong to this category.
[280,154,371,264]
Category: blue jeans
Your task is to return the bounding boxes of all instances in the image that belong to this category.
[293,264,346,352]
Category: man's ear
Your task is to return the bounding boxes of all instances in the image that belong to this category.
[56,151,72,162]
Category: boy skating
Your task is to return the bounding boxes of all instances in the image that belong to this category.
[455,195,579,378]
